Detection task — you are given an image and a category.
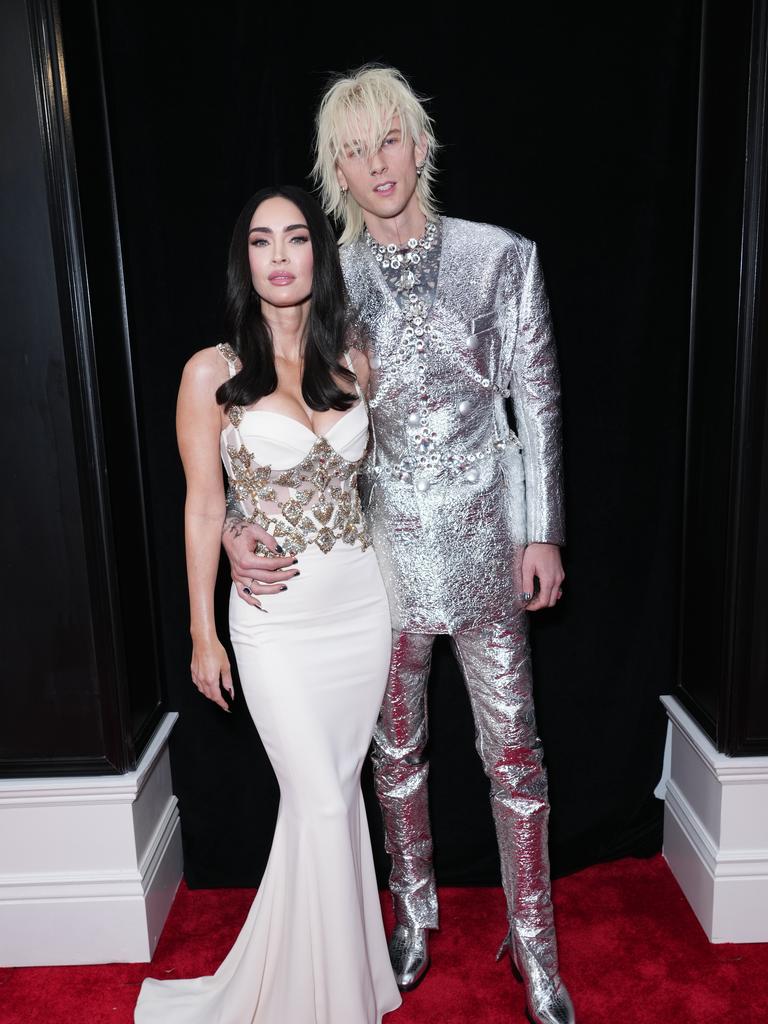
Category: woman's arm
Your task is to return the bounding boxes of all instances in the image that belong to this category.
[177,349,233,710]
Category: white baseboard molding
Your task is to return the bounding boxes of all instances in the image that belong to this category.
[0,713,183,966]
[661,696,768,944]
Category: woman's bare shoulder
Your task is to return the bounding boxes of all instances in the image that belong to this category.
[182,345,231,386]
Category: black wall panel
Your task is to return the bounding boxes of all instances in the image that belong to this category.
[0,0,165,776]
[677,0,768,755]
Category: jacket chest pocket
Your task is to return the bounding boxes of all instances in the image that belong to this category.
[463,311,501,380]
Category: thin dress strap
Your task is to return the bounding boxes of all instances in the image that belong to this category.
[217,342,239,379]
[343,349,364,401]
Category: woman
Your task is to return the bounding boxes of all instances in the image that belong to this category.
[134,185,402,1023]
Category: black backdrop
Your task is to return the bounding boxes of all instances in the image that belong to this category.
[79,1,701,886]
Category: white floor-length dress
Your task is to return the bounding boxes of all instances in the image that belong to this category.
[134,345,401,1024]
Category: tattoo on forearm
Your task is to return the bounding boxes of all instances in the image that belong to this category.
[223,486,247,538]
[225,485,243,518]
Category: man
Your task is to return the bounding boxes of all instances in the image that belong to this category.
[223,65,575,1024]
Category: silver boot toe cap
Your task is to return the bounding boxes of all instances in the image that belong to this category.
[526,978,576,1024]
[388,924,430,991]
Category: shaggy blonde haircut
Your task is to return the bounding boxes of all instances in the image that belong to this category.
[312,65,439,245]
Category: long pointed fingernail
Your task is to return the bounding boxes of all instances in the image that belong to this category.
[276,544,285,554]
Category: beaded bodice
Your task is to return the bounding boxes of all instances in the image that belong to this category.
[217,344,371,556]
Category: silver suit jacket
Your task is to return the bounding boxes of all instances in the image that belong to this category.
[340,216,564,633]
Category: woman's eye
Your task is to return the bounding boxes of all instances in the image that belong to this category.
[290,235,310,244]
[250,238,268,247]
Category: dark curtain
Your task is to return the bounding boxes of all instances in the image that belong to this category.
[84,1,701,886]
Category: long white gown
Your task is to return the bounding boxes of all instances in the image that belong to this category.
[135,346,401,1024]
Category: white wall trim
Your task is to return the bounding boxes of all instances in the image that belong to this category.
[662,696,768,783]
[0,713,183,966]
[0,713,177,809]
[665,779,768,878]
[661,695,768,943]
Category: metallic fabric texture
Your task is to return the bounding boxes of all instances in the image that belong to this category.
[387,924,431,992]
[340,215,565,634]
[342,216,570,1015]
[370,631,438,928]
[524,980,576,1024]
[372,618,561,996]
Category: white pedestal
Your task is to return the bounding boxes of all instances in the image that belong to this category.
[0,712,183,966]
[662,695,768,943]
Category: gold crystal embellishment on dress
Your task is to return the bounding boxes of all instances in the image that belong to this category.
[281,500,305,526]
[216,343,246,428]
[316,528,337,554]
[312,501,334,525]
[225,432,371,556]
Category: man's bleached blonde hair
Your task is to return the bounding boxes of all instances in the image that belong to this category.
[312,64,439,245]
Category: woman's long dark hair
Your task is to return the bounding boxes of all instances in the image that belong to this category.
[216,185,356,413]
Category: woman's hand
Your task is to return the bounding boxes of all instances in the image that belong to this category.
[222,517,299,608]
[521,543,565,611]
[191,635,234,711]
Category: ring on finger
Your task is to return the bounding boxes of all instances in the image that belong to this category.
[242,585,252,596]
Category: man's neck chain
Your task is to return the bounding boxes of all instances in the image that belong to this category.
[364,220,437,294]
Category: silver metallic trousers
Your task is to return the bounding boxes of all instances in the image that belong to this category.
[370,613,560,983]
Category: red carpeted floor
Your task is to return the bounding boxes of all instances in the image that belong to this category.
[1,854,767,1024]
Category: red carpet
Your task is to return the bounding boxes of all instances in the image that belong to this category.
[1,855,767,1023]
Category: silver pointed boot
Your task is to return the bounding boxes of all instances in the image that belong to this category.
[521,975,575,1024]
[387,924,430,991]
[499,931,576,1024]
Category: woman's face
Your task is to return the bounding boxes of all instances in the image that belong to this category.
[248,196,313,307]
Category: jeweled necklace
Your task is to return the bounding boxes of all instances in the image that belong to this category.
[364,222,437,426]
[364,220,436,295]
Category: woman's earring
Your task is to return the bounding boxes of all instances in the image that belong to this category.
[416,164,424,177]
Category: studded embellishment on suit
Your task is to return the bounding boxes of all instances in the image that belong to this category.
[361,221,521,489]
[364,221,512,419]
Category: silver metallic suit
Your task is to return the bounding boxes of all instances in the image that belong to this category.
[340,216,568,1018]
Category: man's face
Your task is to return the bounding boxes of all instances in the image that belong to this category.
[335,115,427,223]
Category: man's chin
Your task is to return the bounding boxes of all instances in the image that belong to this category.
[359,198,412,222]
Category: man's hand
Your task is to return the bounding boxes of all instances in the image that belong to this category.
[521,543,564,611]
[222,515,299,609]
